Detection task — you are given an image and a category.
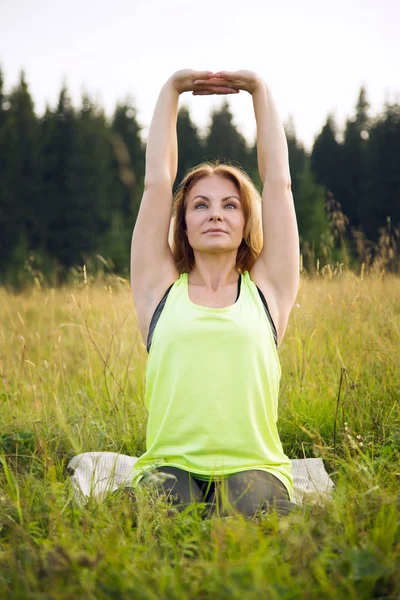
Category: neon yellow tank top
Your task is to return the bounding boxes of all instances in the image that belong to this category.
[130,270,293,501]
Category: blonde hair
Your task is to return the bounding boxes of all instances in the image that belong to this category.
[170,162,263,274]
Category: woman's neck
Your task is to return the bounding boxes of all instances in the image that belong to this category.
[189,264,239,292]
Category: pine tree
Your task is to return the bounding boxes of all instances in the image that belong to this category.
[340,87,371,229]
[37,85,77,277]
[361,102,400,242]
[106,100,145,271]
[111,100,144,221]
[285,116,307,198]
[67,93,114,269]
[175,105,204,188]
[294,158,330,270]
[0,67,10,279]
[0,71,40,281]
[204,101,251,174]
[310,114,343,201]
[40,90,113,273]
[0,67,8,131]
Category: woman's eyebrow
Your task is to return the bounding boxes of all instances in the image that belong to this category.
[191,195,240,202]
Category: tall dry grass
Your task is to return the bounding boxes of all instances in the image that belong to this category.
[301,191,400,277]
[0,263,399,598]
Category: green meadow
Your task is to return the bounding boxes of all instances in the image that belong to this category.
[0,266,399,599]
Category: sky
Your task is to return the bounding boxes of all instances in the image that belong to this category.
[1,0,399,153]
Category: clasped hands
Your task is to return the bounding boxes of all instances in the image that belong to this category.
[170,69,262,96]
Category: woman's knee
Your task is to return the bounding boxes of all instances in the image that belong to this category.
[142,466,203,507]
[220,470,294,517]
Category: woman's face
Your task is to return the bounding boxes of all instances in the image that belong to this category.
[184,174,245,256]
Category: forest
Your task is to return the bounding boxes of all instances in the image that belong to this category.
[0,68,399,286]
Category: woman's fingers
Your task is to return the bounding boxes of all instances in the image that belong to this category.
[193,79,232,88]
[193,77,229,83]
[171,70,221,93]
[193,71,215,79]
[193,88,239,95]
[208,70,261,94]
[172,69,258,94]
[213,71,236,79]
[192,74,239,95]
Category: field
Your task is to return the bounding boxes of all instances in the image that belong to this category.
[0,267,399,599]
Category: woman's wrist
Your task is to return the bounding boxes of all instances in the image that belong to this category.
[168,70,197,95]
[251,78,265,96]
[165,76,181,96]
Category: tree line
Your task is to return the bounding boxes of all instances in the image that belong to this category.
[0,68,399,286]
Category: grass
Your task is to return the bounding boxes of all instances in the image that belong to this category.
[0,266,399,599]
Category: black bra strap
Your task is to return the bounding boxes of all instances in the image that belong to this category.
[235,274,241,301]
[147,283,174,353]
[256,286,278,346]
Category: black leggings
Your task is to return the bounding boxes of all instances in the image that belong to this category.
[140,466,299,518]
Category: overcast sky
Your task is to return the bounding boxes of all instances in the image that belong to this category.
[1,0,399,152]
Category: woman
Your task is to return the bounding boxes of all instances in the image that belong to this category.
[129,70,300,519]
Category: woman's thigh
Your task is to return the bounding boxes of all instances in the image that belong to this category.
[209,470,297,517]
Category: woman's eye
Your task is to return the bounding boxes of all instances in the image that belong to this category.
[195,203,236,209]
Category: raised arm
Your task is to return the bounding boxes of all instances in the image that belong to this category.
[130,71,236,340]
[130,77,179,316]
[250,78,300,307]
[131,76,179,270]
[194,72,298,298]
[143,79,179,189]
[131,70,239,266]
[192,71,300,343]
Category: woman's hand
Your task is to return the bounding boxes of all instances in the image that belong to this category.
[169,69,239,95]
[192,70,263,95]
